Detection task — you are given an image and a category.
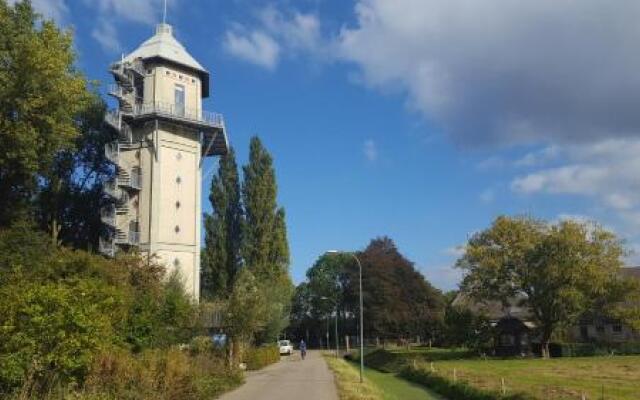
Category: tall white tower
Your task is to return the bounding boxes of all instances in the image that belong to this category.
[99,23,228,300]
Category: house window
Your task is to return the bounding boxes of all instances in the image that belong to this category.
[613,324,623,333]
[174,84,185,116]
[596,324,605,334]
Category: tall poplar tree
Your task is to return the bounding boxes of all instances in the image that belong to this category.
[242,137,292,341]
[201,147,243,300]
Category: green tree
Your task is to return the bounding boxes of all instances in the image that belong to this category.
[35,91,114,249]
[241,137,292,342]
[202,147,243,299]
[225,269,267,364]
[458,216,627,358]
[0,0,91,226]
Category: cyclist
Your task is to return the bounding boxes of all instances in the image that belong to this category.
[299,339,307,360]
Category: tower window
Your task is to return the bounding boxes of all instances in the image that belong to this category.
[173,258,180,267]
[176,176,182,184]
[174,225,180,233]
[174,84,185,116]
[175,201,181,209]
[176,152,182,160]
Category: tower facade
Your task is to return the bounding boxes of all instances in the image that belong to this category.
[99,23,228,300]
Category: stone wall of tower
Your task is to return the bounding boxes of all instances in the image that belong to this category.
[134,122,202,299]
[142,64,201,113]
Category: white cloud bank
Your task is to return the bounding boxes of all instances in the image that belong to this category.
[337,0,640,147]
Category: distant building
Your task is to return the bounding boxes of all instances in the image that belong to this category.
[453,267,640,356]
[570,267,640,343]
[99,22,229,300]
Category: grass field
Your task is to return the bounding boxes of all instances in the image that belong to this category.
[360,365,442,400]
[416,356,640,399]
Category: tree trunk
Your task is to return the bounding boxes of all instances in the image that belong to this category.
[541,328,553,359]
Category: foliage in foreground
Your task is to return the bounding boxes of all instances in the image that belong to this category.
[0,226,202,397]
[244,346,280,370]
[324,356,383,400]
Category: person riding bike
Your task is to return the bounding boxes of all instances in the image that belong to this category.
[299,339,307,360]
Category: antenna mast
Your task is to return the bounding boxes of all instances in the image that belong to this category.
[162,0,167,24]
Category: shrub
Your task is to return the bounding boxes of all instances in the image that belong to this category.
[244,346,280,370]
[400,364,536,400]
[81,347,242,400]
[0,279,120,395]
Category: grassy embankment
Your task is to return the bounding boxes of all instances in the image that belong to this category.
[362,347,640,400]
[324,356,384,400]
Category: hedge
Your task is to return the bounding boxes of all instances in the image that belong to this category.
[245,346,280,370]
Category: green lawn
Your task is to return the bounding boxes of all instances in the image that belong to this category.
[359,365,443,400]
[422,356,640,400]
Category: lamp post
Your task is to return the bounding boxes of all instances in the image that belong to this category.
[327,250,364,384]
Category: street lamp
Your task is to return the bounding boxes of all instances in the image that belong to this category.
[326,250,364,384]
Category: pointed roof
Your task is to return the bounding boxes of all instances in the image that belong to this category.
[123,24,210,97]
[124,23,205,72]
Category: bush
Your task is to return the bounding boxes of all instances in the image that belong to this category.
[81,347,242,400]
[244,346,280,370]
[400,364,536,400]
[0,226,204,396]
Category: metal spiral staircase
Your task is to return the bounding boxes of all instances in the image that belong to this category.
[99,60,144,257]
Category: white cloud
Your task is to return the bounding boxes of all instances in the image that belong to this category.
[336,0,640,146]
[512,138,640,231]
[363,139,378,162]
[92,19,121,54]
[83,0,164,25]
[223,6,323,69]
[223,30,280,70]
[9,0,68,22]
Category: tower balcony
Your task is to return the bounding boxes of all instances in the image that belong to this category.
[133,101,224,130]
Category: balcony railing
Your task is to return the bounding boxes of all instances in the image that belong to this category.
[134,101,224,129]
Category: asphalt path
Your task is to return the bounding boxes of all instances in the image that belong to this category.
[219,350,338,400]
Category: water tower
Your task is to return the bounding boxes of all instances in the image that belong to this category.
[99,22,228,300]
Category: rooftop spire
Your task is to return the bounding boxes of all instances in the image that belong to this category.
[162,0,167,24]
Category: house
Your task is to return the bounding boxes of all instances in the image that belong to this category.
[453,267,640,356]
[569,267,640,343]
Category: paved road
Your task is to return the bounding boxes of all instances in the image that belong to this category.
[219,350,338,400]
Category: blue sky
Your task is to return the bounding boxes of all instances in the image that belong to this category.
[29,0,640,290]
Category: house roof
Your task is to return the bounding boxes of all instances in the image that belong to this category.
[452,292,533,321]
[123,24,206,72]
